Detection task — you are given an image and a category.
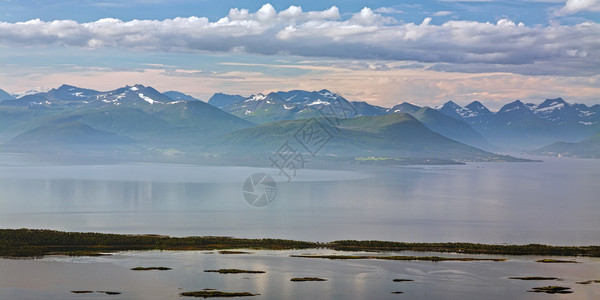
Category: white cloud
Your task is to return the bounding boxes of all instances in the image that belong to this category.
[432,11,454,16]
[556,0,600,15]
[306,6,340,20]
[0,4,599,76]
[256,3,277,22]
[373,7,404,14]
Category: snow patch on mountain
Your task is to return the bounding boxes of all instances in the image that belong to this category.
[245,94,266,102]
[503,105,522,112]
[535,102,564,114]
[307,99,330,106]
[138,93,161,104]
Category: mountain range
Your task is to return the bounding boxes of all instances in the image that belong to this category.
[0,84,252,149]
[1,84,598,161]
[531,132,600,159]
[0,88,14,101]
[436,99,600,149]
[210,90,599,151]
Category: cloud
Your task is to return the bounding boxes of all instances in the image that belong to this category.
[0,4,599,76]
[432,11,454,16]
[556,0,600,15]
[373,7,404,14]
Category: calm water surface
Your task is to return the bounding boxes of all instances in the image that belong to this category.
[1,154,600,299]
[0,153,599,244]
[1,250,599,299]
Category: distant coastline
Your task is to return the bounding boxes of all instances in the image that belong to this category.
[2,229,598,258]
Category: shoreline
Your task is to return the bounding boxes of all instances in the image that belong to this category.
[2,229,599,258]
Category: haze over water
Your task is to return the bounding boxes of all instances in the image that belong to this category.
[1,153,598,245]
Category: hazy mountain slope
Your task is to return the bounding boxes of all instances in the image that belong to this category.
[0,105,70,142]
[213,113,516,161]
[6,122,133,152]
[164,91,201,102]
[40,102,252,148]
[532,133,600,158]
[351,101,388,116]
[208,93,245,108]
[436,98,600,149]
[0,89,14,100]
[151,101,254,140]
[0,84,253,150]
[387,102,421,114]
[411,107,493,150]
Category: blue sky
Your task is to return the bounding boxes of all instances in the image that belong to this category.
[2,0,598,25]
[1,0,599,109]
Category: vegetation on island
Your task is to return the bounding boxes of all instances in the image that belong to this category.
[290,277,327,282]
[67,251,110,256]
[179,291,258,298]
[576,280,600,285]
[327,240,600,257]
[130,267,172,271]
[508,277,559,281]
[1,229,599,258]
[71,291,121,295]
[290,254,506,262]
[536,259,578,263]
[204,269,265,274]
[0,229,317,257]
[218,250,252,254]
[527,286,572,294]
[97,291,122,295]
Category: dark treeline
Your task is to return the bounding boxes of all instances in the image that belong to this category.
[329,240,600,257]
[1,229,599,257]
[0,229,320,257]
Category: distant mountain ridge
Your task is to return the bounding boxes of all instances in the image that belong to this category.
[212,113,516,162]
[1,84,178,108]
[163,91,202,102]
[532,132,600,158]
[0,84,253,151]
[434,98,600,149]
[212,89,358,124]
[2,84,598,156]
[0,88,14,101]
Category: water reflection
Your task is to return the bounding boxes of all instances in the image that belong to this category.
[1,250,598,299]
[0,155,599,244]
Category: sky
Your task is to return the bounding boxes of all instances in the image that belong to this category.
[0,0,599,109]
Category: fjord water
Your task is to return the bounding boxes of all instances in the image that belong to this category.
[1,250,599,300]
[0,153,598,245]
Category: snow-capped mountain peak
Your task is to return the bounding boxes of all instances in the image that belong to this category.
[245,93,267,102]
[317,89,340,101]
[498,100,527,113]
[465,101,492,116]
[438,100,480,119]
[534,98,567,114]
